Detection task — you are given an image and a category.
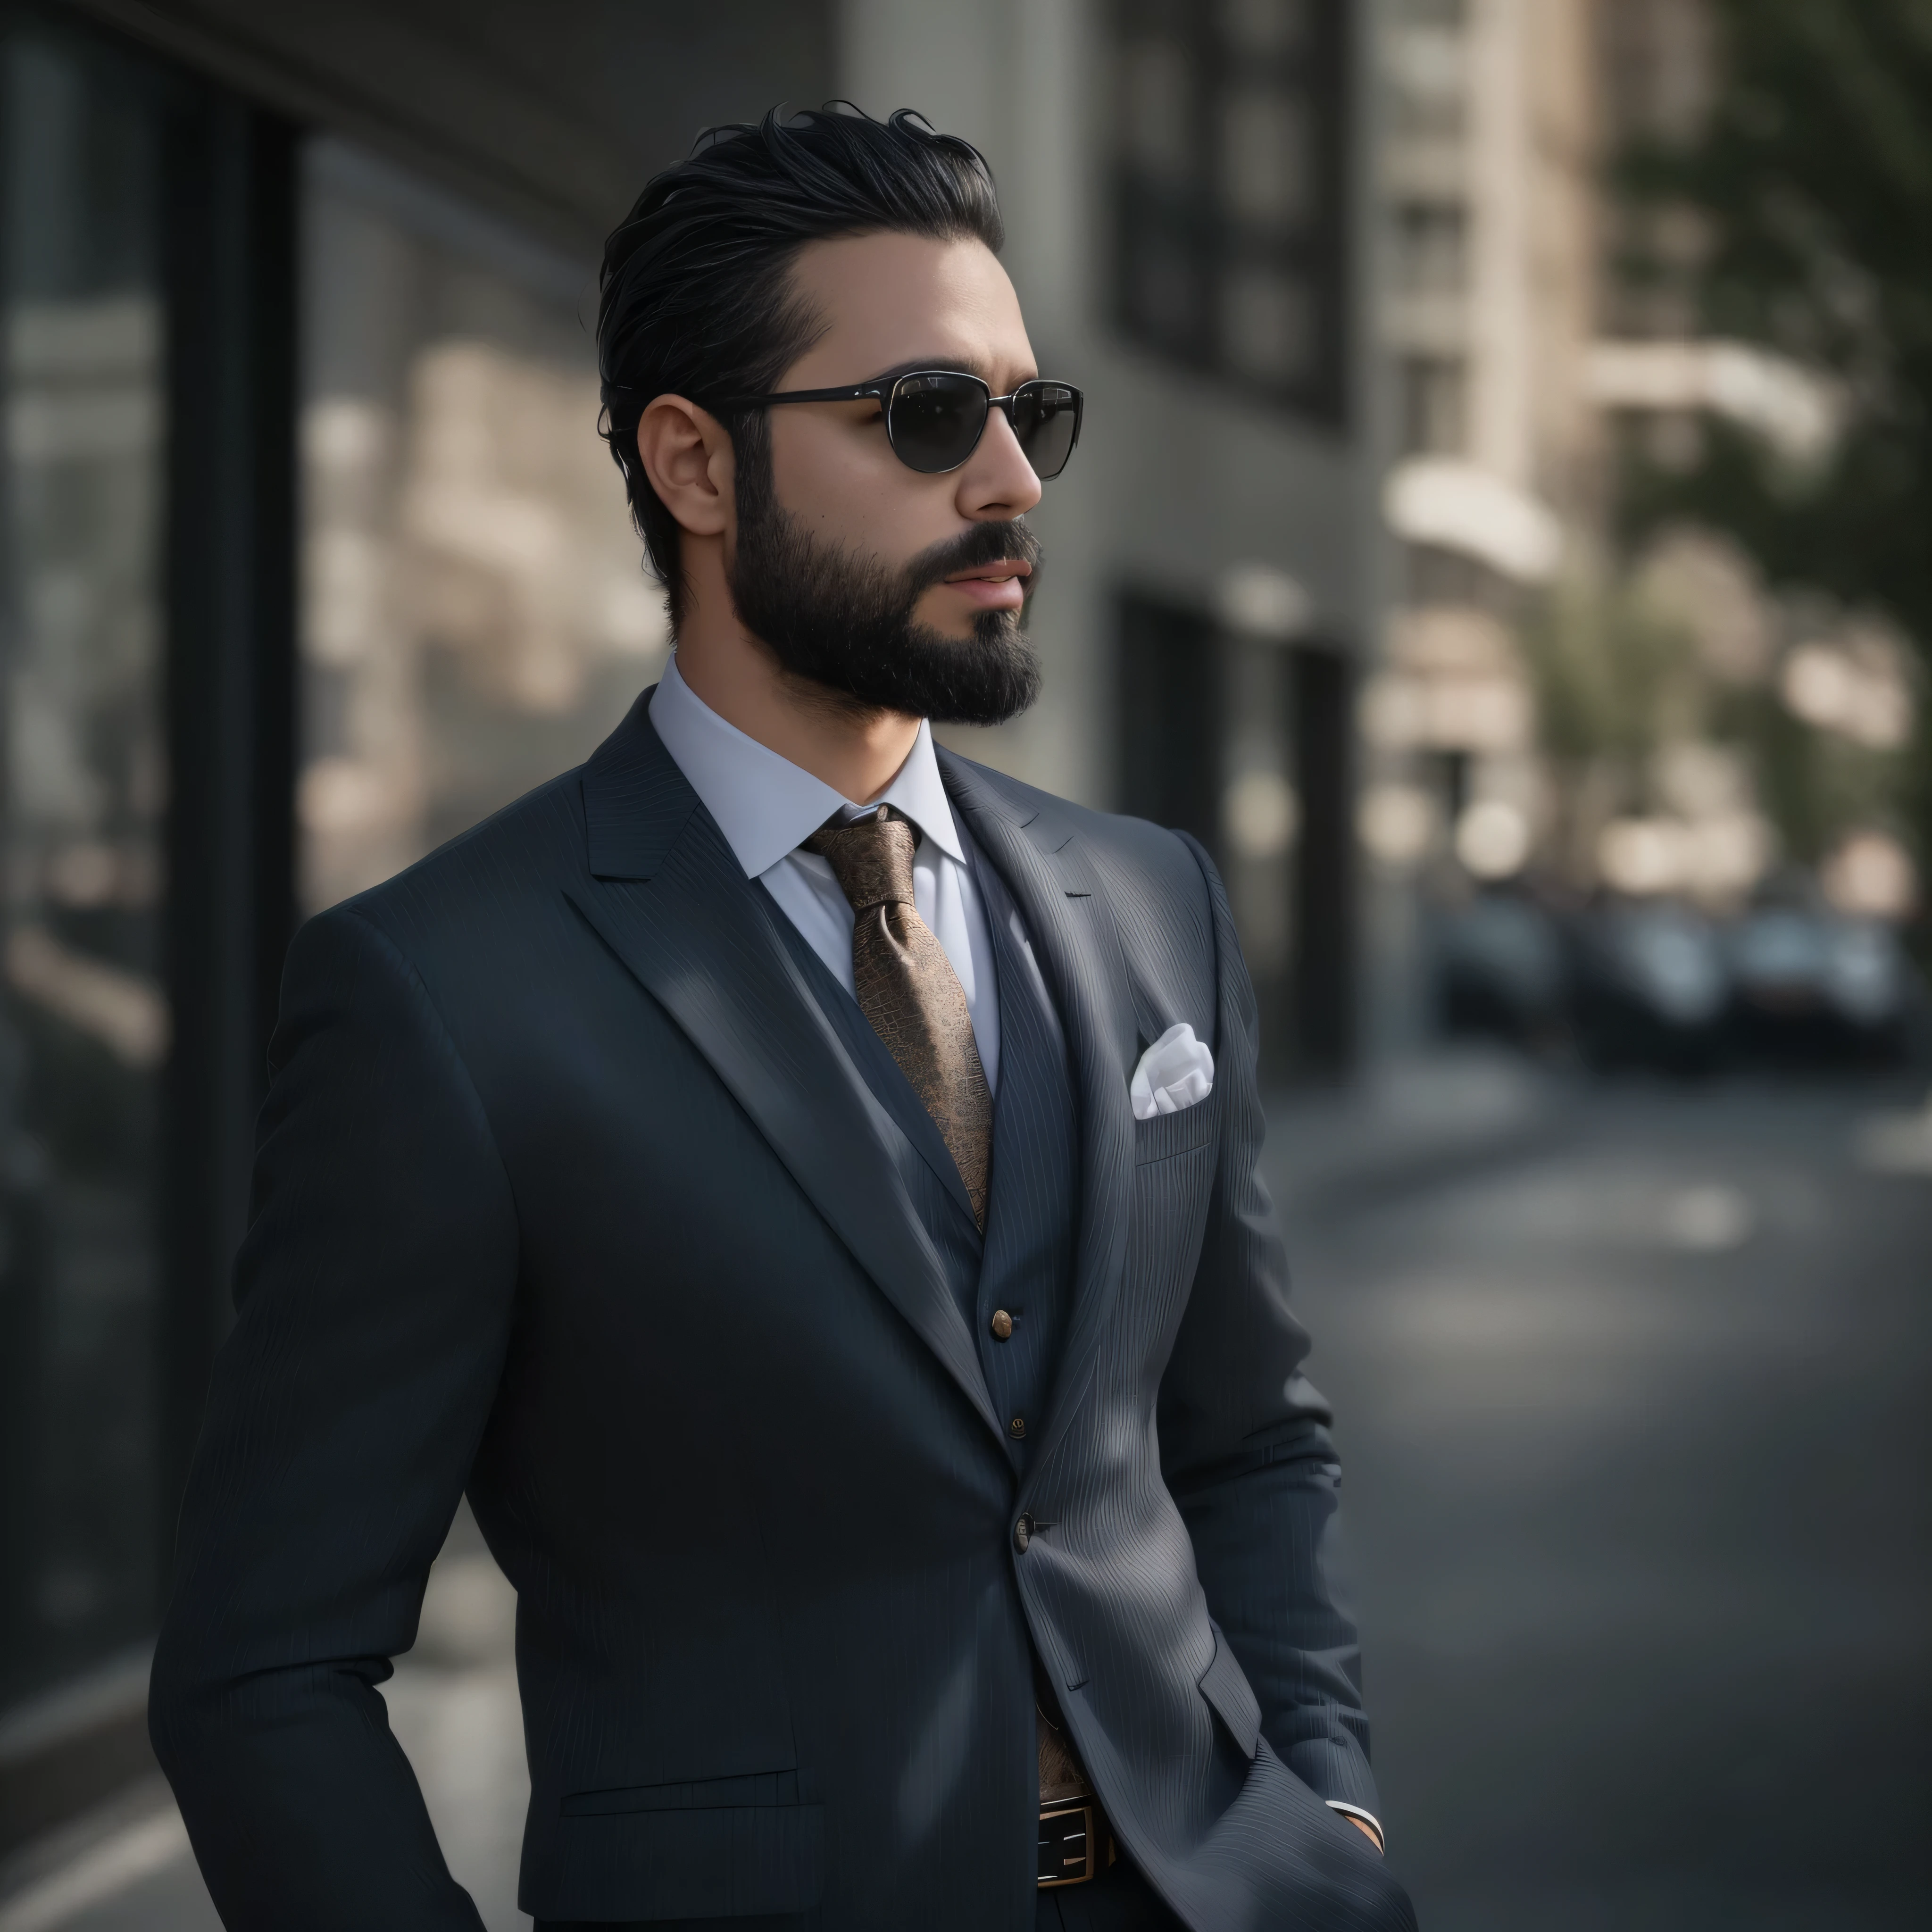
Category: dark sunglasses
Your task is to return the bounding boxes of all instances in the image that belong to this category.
[713,370,1084,479]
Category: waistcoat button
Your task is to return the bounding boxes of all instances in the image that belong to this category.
[990,1309,1014,1340]
[1014,1514,1034,1552]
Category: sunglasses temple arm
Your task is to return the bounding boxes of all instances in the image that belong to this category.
[712,383,882,409]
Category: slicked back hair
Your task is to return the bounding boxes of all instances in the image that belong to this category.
[598,105,1005,626]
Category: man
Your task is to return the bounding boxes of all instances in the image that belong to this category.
[150,107,1414,1932]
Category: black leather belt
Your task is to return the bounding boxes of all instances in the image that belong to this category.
[1036,1655,1113,1887]
[1037,1797,1114,1887]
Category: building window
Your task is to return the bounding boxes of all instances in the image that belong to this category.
[1116,592,1355,1078]
[1382,1,1468,142]
[1111,0,1350,420]
[1391,199,1467,297]
[1400,354,1466,455]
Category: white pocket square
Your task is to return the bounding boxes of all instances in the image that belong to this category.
[1131,1023,1215,1121]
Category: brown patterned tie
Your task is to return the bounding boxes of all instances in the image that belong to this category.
[805,806,992,1230]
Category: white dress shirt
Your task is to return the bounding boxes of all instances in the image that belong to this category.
[649,654,1003,1091]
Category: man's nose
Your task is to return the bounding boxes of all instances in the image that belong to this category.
[957,405,1044,520]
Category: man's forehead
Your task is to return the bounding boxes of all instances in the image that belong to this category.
[786,230,1033,381]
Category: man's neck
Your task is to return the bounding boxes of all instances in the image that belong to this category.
[672,611,923,807]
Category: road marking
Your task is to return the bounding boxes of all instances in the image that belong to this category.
[1857,1094,1932,1174]
[0,1809,189,1932]
[1662,1183,1754,1251]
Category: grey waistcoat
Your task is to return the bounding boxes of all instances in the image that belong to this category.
[769,824,1081,1478]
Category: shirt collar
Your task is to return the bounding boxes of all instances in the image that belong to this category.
[648,653,965,878]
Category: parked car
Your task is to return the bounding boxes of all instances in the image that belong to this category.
[1727,902,1915,1064]
[1568,898,1730,1071]
[1435,880,1925,1074]
[1436,891,1568,1048]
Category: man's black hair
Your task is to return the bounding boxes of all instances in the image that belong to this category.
[598,104,1005,625]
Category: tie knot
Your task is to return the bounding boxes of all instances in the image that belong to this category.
[804,805,918,913]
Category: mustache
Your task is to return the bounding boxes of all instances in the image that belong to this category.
[900,517,1043,598]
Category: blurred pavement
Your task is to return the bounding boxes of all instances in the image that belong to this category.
[3,1059,1927,1930]
[1282,1074,1932,1931]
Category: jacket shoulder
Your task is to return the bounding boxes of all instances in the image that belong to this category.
[320,763,590,954]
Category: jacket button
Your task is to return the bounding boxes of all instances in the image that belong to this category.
[1014,1514,1034,1552]
[1009,1416,1026,1439]
[990,1309,1014,1340]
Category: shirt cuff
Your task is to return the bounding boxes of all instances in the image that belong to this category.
[1325,1801,1384,1852]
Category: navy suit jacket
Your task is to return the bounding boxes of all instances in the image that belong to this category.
[149,694,1415,1932]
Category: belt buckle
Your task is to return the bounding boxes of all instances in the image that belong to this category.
[1037,1800,1099,1887]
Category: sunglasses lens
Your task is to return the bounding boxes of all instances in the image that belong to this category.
[1010,382,1082,479]
[887,373,989,473]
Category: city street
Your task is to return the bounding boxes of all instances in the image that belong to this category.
[1282,1078,1932,1932]
[4,1074,1928,1931]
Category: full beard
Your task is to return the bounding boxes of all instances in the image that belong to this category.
[725,450,1043,728]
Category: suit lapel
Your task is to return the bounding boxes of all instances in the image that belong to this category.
[569,698,1002,1446]
[938,750,1138,1482]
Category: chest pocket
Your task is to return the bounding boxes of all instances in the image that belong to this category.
[1133,1086,1220,1166]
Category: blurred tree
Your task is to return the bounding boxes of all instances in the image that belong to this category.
[1524,577,1699,774]
[1619,0,1932,639]
[1614,0,1932,880]
[1518,575,1701,882]
[1519,566,1912,889]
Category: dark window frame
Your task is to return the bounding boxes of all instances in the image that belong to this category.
[158,75,299,1609]
[1109,0,1353,424]
[1115,588,1357,1082]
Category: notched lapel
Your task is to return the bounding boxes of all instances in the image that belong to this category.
[571,706,1003,1447]
[582,688,696,882]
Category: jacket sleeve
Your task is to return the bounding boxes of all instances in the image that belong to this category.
[1155,834,1382,1824]
[149,905,519,1931]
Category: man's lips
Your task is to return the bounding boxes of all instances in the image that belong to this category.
[940,559,1032,608]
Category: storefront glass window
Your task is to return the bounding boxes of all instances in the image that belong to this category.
[0,20,168,1707]
[300,140,664,915]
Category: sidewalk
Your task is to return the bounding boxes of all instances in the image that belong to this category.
[1266,1045,1563,1226]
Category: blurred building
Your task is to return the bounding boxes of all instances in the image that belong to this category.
[1360,0,1614,924]
[1360,0,1919,1043]
[1369,0,1582,780]
[1,0,1380,1857]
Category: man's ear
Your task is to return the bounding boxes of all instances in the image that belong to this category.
[636,394,735,538]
